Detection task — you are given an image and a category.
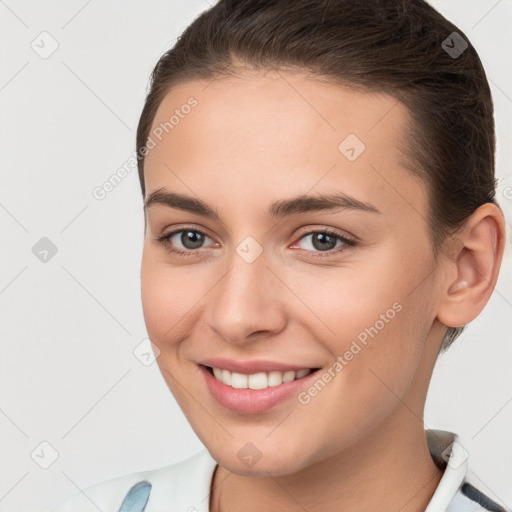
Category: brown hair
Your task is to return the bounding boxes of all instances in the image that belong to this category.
[136,0,500,353]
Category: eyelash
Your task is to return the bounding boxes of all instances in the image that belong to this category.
[154,226,356,259]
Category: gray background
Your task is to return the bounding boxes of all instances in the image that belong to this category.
[0,1,511,510]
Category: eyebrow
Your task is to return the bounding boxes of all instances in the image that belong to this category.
[144,188,381,219]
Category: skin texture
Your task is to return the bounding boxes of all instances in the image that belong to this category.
[140,69,506,512]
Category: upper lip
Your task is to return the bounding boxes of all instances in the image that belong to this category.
[199,357,319,374]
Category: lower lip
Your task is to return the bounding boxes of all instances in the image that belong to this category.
[199,364,320,414]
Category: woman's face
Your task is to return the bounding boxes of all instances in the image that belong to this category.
[140,70,449,475]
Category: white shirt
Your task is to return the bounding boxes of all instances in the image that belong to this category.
[49,429,505,512]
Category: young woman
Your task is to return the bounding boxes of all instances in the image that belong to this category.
[50,0,507,511]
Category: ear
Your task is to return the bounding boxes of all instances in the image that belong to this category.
[436,202,507,329]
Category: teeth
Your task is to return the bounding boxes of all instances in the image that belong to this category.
[248,372,267,390]
[210,367,312,389]
[221,369,231,386]
[268,371,284,387]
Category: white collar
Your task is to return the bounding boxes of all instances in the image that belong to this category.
[424,429,468,511]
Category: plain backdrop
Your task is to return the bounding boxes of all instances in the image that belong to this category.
[0,1,511,511]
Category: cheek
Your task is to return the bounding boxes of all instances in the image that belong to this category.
[286,262,404,343]
[291,260,429,393]
[140,250,196,345]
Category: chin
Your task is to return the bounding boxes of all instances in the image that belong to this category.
[211,444,311,477]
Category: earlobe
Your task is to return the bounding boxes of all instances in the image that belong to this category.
[436,202,506,329]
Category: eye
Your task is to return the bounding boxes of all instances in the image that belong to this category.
[292,229,356,258]
[155,227,217,257]
[154,226,356,259]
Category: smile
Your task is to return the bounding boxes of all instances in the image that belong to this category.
[199,364,322,414]
[208,366,316,389]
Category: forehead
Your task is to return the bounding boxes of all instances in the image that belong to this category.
[144,69,427,222]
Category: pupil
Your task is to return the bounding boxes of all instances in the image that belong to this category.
[182,231,204,249]
[313,233,336,251]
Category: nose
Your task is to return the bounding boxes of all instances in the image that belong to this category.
[206,246,287,345]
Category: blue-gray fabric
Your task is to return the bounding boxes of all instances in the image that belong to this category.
[117,481,152,512]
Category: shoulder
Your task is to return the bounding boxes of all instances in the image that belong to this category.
[447,482,507,512]
[48,448,217,512]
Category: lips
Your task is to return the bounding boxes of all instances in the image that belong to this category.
[199,357,319,374]
[198,363,321,414]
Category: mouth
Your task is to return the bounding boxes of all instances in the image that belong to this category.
[199,363,322,414]
[201,364,322,390]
